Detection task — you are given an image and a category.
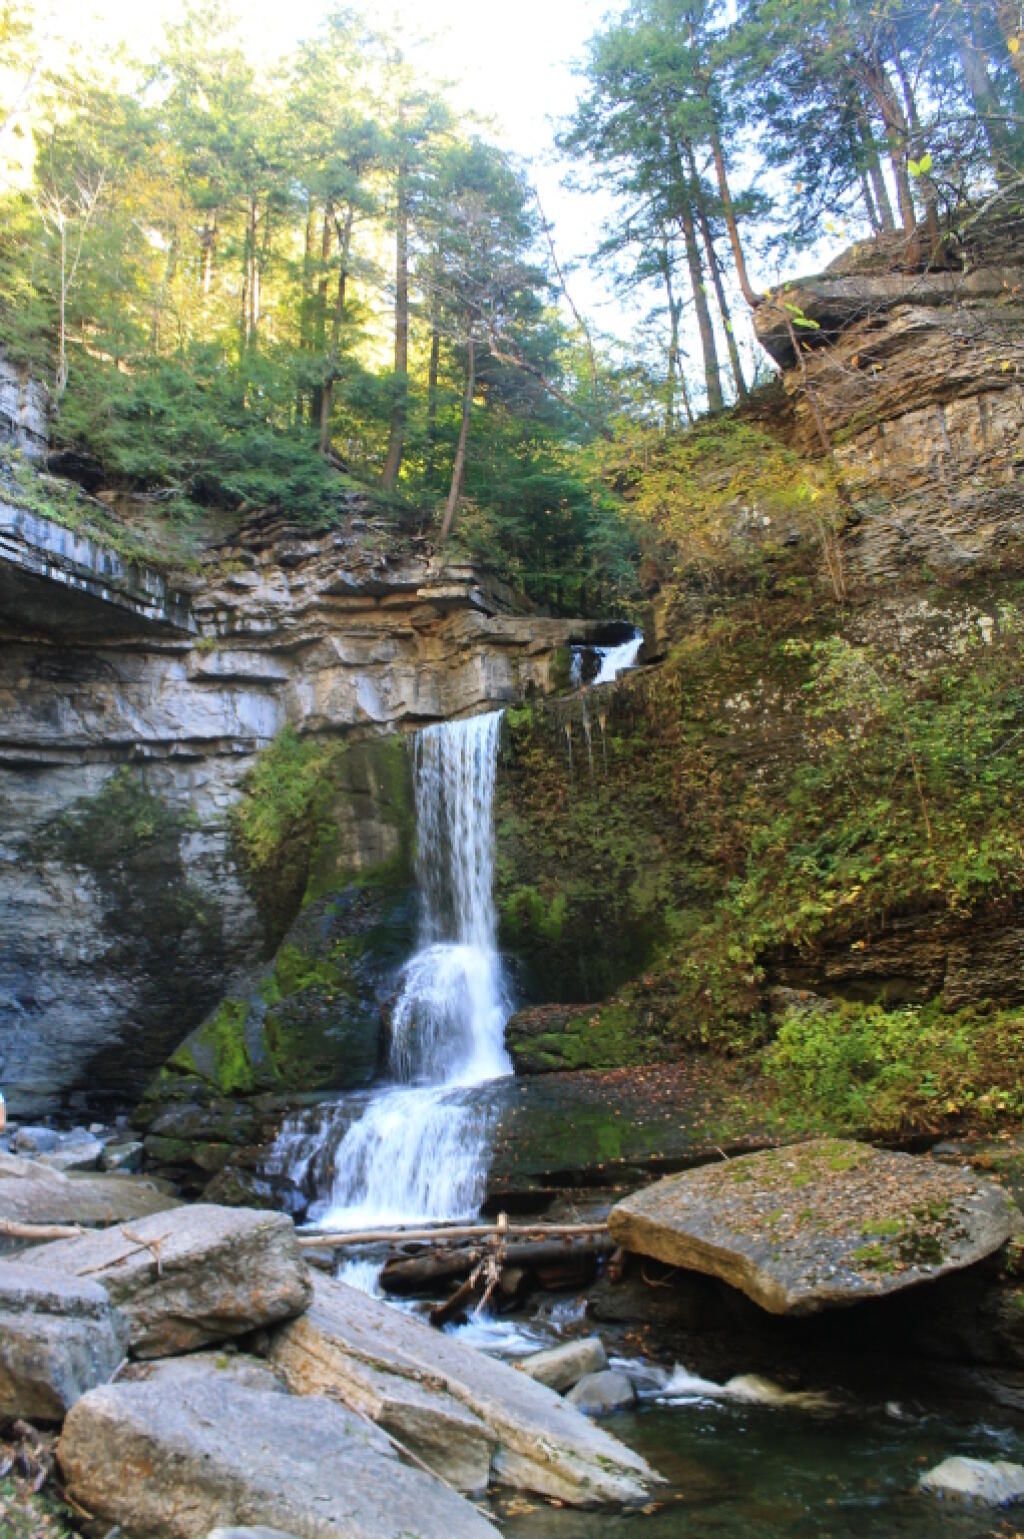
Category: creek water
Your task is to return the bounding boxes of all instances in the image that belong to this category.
[315,709,512,1229]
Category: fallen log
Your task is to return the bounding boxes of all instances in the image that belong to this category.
[382,1238,612,1297]
[296,1220,607,1249]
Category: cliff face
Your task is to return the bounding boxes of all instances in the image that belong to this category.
[0,493,618,1117]
[497,223,1024,1133]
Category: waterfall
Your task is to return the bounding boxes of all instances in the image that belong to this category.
[319,710,511,1228]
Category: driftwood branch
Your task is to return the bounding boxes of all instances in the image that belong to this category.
[0,1218,84,1242]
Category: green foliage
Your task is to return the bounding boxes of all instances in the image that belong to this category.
[766,999,1024,1131]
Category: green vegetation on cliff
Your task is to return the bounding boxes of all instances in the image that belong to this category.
[499,576,1024,1133]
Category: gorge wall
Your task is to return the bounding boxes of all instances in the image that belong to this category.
[0,494,621,1117]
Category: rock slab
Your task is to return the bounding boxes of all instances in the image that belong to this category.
[567,1370,636,1417]
[608,1138,1016,1315]
[58,1356,499,1539]
[919,1456,1024,1506]
[518,1335,608,1393]
[269,1274,657,1506]
[0,1151,179,1238]
[21,1203,311,1356]
[0,1261,129,1421]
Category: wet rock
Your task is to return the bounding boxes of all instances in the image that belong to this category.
[267,1273,658,1506]
[0,1151,180,1238]
[40,1137,104,1173]
[919,1456,1024,1506]
[58,1356,500,1539]
[517,1335,608,1393]
[0,1261,129,1421]
[567,1369,636,1416]
[20,1203,311,1357]
[100,1140,145,1173]
[13,1126,58,1154]
[608,1139,1016,1315]
[209,1531,303,1539]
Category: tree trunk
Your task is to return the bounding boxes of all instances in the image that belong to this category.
[855,98,896,230]
[708,121,760,305]
[678,188,724,414]
[956,10,1014,174]
[893,46,940,246]
[381,126,409,491]
[694,182,747,402]
[426,265,441,482]
[657,238,680,425]
[859,61,917,235]
[441,332,474,540]
[319,206,354,457]
[311,204,332,428]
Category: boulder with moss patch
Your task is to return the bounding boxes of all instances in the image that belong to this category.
[608,1139,1018,1315]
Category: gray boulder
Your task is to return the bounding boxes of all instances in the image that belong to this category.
[20,1203,311,1357]
[0,1151,179,1238]
[518,1335,608,1393]
[58,1356,499,1539]
[567,1370,636,1417]
[13,1126,59,1154]
[40,1137,104,1174]
[608,1138,1017,1315]
[208,1531,302,1539]
[919,1456,1024,1506]
[0,1261,129,1421]
[101,1140,145,1173]
[268,1274,658,1507]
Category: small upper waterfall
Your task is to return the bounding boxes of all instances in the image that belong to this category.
[319,710,511,1228]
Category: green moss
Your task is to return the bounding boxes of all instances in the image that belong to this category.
[851,1242,897,1273]
[169,997,255,1095]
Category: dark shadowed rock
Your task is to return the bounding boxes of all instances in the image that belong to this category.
[58,1356,499,1539]
[608,1139,1017,1315]
[0,1261,129,1420]
[268,1274,658,1506]
[20,1203,311,1356]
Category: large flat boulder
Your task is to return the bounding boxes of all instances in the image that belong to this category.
[607,1138,1017,1315]
[268,1275,658,1506]
[0,1151,179,1239]
[0,1261,129,1421]
[58,1356,499,1539]
[20,1203,311,1357]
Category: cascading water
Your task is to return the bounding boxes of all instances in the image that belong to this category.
[319,710,511,1228]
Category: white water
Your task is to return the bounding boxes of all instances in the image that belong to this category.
[320,710,511,1229]
[570,628,643,690]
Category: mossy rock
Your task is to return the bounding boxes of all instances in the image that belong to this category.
[504,1001,668,1074]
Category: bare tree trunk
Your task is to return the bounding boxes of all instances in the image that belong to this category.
[657,237,681,425]
[441,333,474,540]
[893,46,940,246]
[859,61,917,235]
[855,98,896,230]
[426,265,441,481]
[382,122,409,491]
[311,204,331,429]
[678,189,724,414]
[695,188,747,402]
[319,206,353,457]
[708,121,760,305]
[956,9,1013,176]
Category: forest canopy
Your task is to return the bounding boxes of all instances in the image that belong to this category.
[0,0,1018,608]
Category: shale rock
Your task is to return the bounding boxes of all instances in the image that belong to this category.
[58,1356,499,1539]
[0,1262,129,1420]
[268,1274,657,1506]
[20,1203,311,1356]
[919,1456,1024,1506]
[608,1139,1016,1315]
[517,1335,608,1393]
[0,1151,179,1237]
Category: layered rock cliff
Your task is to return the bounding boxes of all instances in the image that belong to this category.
[0,490,622,1117]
